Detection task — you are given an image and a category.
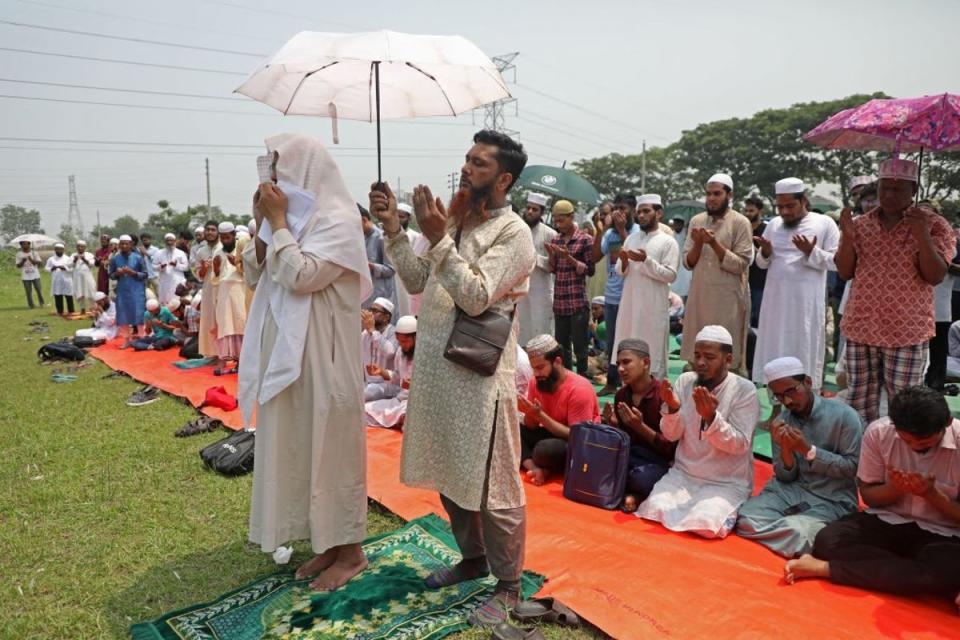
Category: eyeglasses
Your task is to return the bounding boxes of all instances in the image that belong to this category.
[772,383,804,402]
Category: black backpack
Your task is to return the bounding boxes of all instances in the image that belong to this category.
[73,335,105,349]
[38,340,86,362]
[200,429,255,476]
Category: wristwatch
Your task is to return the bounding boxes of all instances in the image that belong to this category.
[805,445,817,462]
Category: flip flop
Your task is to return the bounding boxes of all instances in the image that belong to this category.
[490,622,545,640]
[511,597,580,627]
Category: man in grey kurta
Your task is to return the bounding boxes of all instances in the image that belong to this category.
[371,130,535,628]
[737,356,862,557]
[360,204,397,315]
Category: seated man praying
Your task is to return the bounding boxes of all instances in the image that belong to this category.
[131,298,180,351]
[602,339,676,512]
[785,386,960,611]
[736,356,862,557]
[636,325,760,538]
[519,334,601,486]
[365,315,417,429]
[75,291,117,342]
[362,297,399,401]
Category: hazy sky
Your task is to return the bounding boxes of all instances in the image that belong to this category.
[2,0,959,232]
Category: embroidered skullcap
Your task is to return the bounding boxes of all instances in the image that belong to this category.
[371,297,395,314]
[849,175,873,190]
[763,356,806,383]
[695,324,733,346]
[194,226,204,234]
[525,334,561,358]
[775,177,805,195]
[94,292,107,302]
[552,200,575,216]
[591,296,606,306]
[879,158,919,182]
[637,194,662,206]
[218,221,235,233]
[395,315,417,334]
[527,192,549,207]
[145,299,160,311]
[236,225,249,235]
[617,338,650,357]
[109,237,119,244]
[706,173,733,190]
[53,242,65,249]
[118,234,132,242]
[397,203,413,214]
[76,240,87,246]
[163,232,176,240]
[166,298,182,311]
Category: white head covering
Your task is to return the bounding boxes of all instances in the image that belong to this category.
[166,298,182,311]
[396,315,417,334]
[879,158,919,182]
[371,297,395,314]
[118,234,132,242]
[145,299,160,311]
[695,324,733,346]
[849,175,873,190]
[397,202,413,214]
[94,291,107,302]
[109,237,119,245]
[637,194,662,206]
[706,173,734,190]
[591,295,605,306]
[775,177,805,195]
[527,192,549,207]
[247,218,256,231]
[194,226,204,235]
[525,334,561,358]
[238,133,373,426]
[53,242,65,249]
[163,232,176,240]
[236,224,249,235]
[218,221,235,233]
[763,356,806,383]
[76,240,87,246]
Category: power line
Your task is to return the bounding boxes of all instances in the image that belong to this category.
[0,136,469,151]
[0,47,247,76]
[0,145,467,159]
[522,108,634,150]
[0,78,248,101]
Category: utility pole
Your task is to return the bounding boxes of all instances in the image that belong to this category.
[641,140,647,191]
[478,52,519,137]
[96,209,101,234]
[67,175,85,238]
[447,171,459,199]
[205,158,211,210]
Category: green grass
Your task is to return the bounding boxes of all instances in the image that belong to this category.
[0,255,601,640]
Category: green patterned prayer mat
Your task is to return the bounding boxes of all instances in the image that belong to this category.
[130,514,544,640]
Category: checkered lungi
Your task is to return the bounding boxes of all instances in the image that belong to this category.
[845,340,928,424]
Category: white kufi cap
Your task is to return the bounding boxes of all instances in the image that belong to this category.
[218,221,235,233]
[118,234,132,242]
[94,292,107,301]
[849,175,873,190]
[145,299,160,311]
[526,192,549,207]
[164,232,176,240]
[879,158,919,182]
[695,324,733,346]
[109,237,119,244]
[706,173,734,190]
[53,242,65,249]
[775,177,805,195]
[395,315,417,334]
[591,296,605,306]
[763,356,806,383]
[372,297,395,314]
[525,334,560,358]
[637,194,662,206]
[194,226,204,234]
[397,203,413,214]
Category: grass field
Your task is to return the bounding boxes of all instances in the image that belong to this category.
[0,253,600,640]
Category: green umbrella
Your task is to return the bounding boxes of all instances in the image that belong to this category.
[516,165,601,205]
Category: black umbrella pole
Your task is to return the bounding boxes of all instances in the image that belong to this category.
[916,147,924,205]
[375,61,383,187]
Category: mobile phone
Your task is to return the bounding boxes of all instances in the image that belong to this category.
[784,502,810,515]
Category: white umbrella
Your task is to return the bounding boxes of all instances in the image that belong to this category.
[7,233,63,248]
[235,30,511,182]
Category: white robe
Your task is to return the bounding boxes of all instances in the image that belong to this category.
[517,221,558,345]
[637,371,760,538]
[671,229,692,297]
[76,301,118,340]
[195,242,222,357]
[153,246,188,303]
[365,349,415,428]
[214,248,247,339]
[395,228,427,317]
[45,254,73,296]
[611,228,679,379]
[752,213,839,390]
[70,252,97,304]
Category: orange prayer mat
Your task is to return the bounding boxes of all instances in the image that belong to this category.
[366,427,959,640]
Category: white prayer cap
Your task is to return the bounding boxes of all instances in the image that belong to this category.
[236,225,249,235]
[525,334,560,358]
[109,237,119,245]
[879,158,919,182]
[145,299,160,311]
[527,192,549,207]
[191,292,202,308]
[849,175,873,190]
[396,315,417,334]
[637,194,662,207]
[763,356,806,383]
[118,234,132,242]
[94,292,107,302]
[194,226,204,234]
[695,324,733,346]
[397,203,413,214]
[706,173,734,190]
[166,298,182,311]
[218,221,235,233]
[371,297,395,314]
[591,295,606,306]
[775,177,805,195]
[76,239,87,246]
[164,232,176,240]
[247,219,257,234]
[53,242,65,249]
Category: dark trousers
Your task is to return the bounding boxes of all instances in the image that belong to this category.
[604,302,621,387]
[813,511,960,598]
[54,294,75,315]
[555,308,590,377]
[23,279,44,308]
[750,287,764,328]
[625,445,670,500]
[925,321,950,390]
[131,335,178,351]
[519,426,567,474]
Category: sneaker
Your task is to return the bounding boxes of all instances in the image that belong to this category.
[126,385,160,407]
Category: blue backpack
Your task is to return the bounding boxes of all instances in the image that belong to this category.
[563,422,630,510]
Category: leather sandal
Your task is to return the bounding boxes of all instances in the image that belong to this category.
[512,597,580,626]
[490,622,545,640]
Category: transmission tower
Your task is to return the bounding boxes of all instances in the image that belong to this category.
[67,175,85,237]
[479,52,519,137]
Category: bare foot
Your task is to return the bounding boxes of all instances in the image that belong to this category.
[622,494,639,512]
[525,466,548,486]
[784,554,830,585]
[309,544,367,591]
[295,547,339,580]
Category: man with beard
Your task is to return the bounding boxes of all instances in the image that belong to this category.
[360,204,397,316]
[365,315,417,429]
[212,221,247,375]
[680,174,754,375]
[370,129,535,627]
[744,196,767,329]
[752,178,839,394]
[194,220,222,358]
[189,226,204,268]
[153,232,189,304]
[610,194,680,380]
[362,297,399,401]
[70,240,97,313]
[592,194,639,395]
[518,334,601,486]
[517,192,557,345]
[548,199,595,378]
[94,234,112,295]
[45,242,75,315]
[636,325,760,538]
[837,159,954,424]
[76,291,118,341]
[110,234,148,345]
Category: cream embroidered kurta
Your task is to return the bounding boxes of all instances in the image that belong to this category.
[195,242,222,357]
[153,246,188,303]
[386,206,535,511]
[244,228,367,553]
[517,221,557,346]
[680,210,754,372]
[70,251,97,304]
[214,248,247,339]
[45,254,73,296]
[611,228,680,379]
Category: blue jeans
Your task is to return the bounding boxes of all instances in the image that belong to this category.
[625,445,670,500]
[604,302,620,387]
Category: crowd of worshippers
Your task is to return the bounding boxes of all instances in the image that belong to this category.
[355,156,960,610]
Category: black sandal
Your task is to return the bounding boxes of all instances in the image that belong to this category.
[512,597,580,627]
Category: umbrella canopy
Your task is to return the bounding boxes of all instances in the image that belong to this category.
[517,165,601,205]
[804,93,960,153]
[7,233,62,248]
